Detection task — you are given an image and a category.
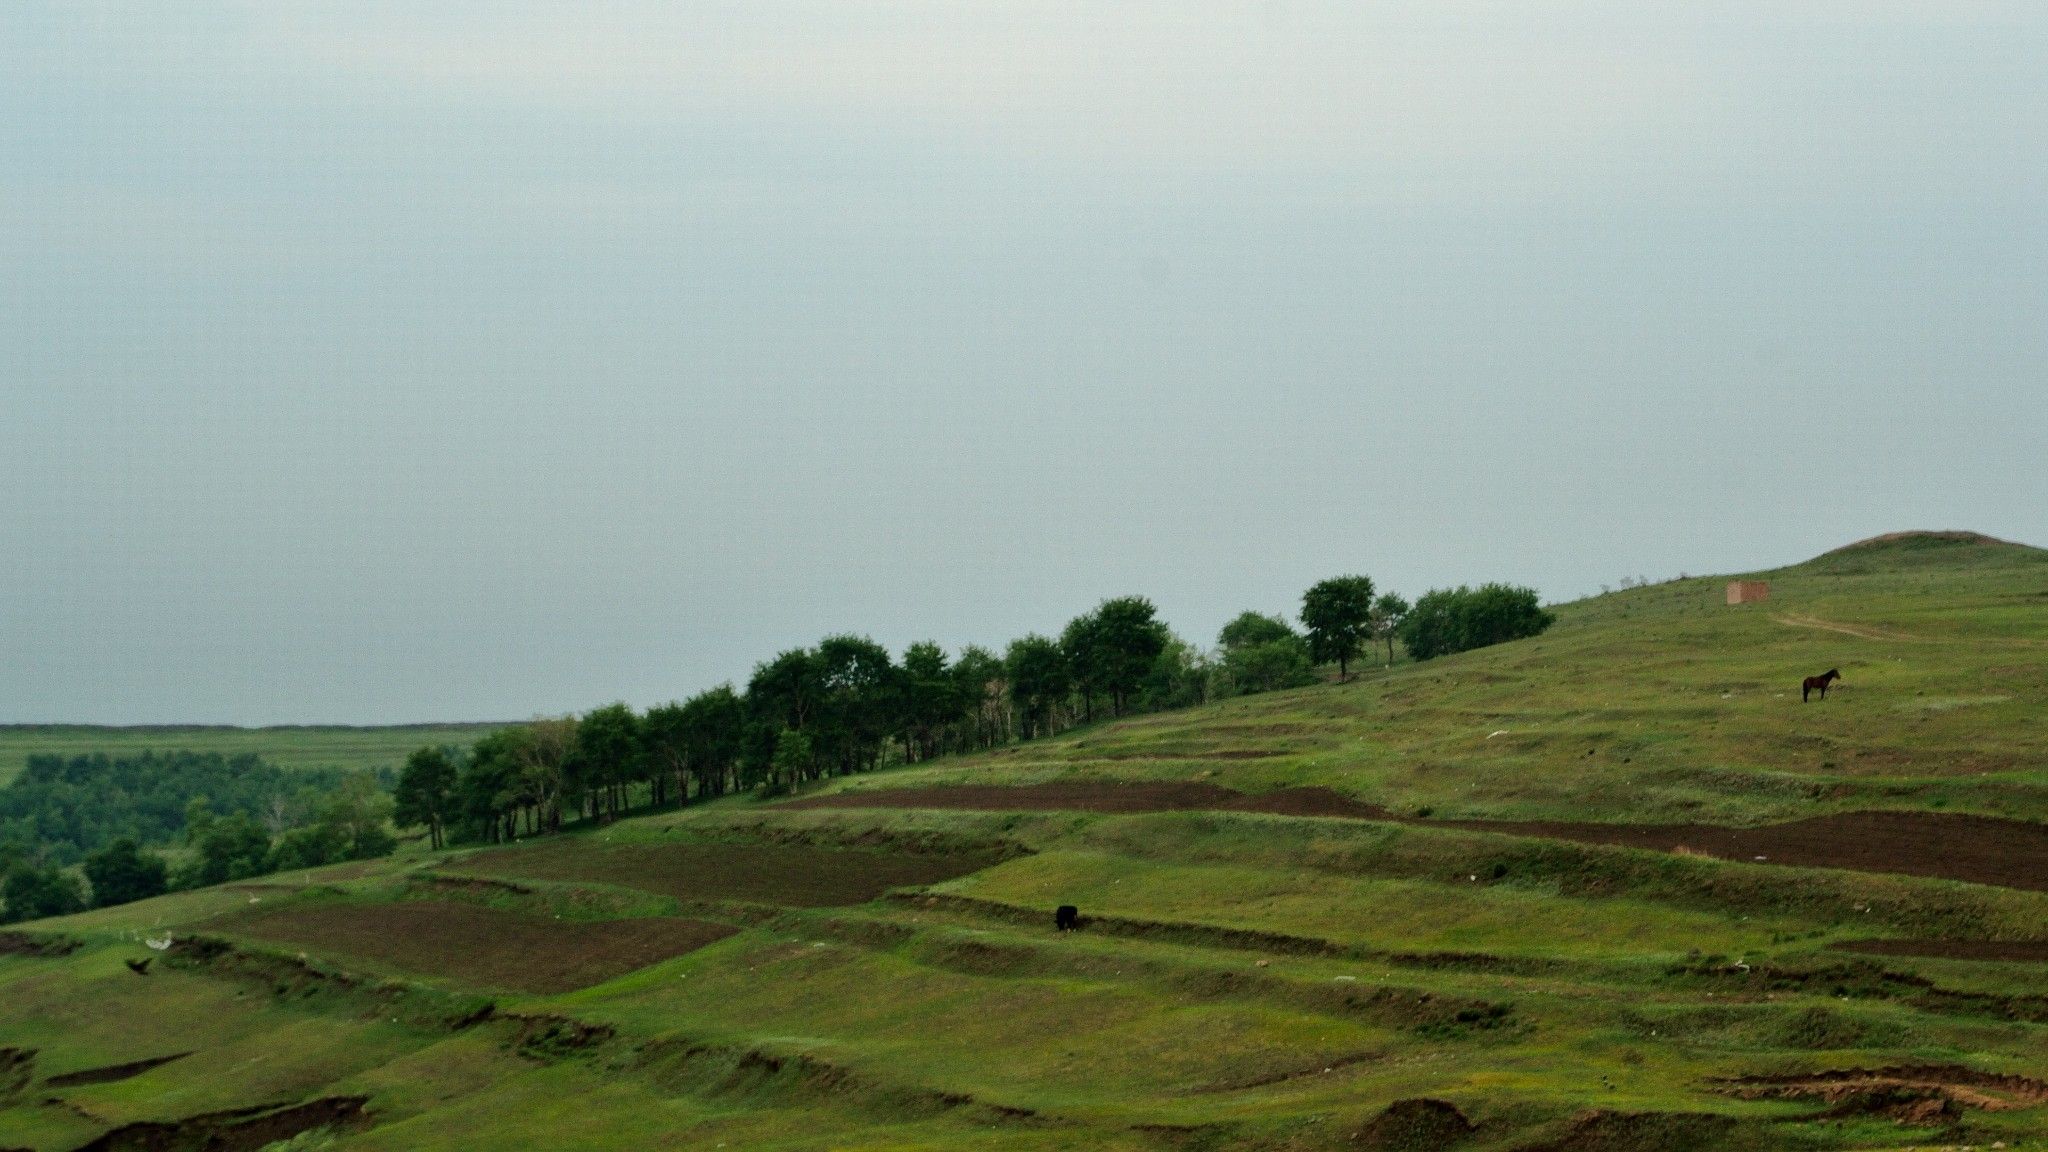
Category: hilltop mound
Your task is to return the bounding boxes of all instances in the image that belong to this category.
[1797,529,2043,574]
[1826,530,2020,554]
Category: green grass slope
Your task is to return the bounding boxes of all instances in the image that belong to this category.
[2,533,2044,1151]
[837,529,2048,825]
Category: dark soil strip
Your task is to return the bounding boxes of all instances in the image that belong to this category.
[788,783,2048,893]
[1443,810,2048,893]
[74,1096,368,1152]
[209,901,736,994]
[1832,938,2048,964]
[785,782,1393,820]
[45,1052,190,1088]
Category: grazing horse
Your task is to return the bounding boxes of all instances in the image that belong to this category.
[1055,905,1079,931]
[1801,669,1841,702]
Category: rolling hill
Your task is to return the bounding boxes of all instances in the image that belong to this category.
[2,532,2044,1151]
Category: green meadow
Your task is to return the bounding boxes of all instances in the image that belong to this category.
[3,533,2045,1150]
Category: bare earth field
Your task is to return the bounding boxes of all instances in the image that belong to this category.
[451,839,1005,907]
[206,901,735,993]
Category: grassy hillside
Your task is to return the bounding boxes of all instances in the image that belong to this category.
[2,533,2044,1151]
[0,724,506,786]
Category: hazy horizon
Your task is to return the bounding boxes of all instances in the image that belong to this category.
[6,3,2045,725]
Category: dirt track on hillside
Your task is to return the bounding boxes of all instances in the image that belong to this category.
[784,784,2048,892]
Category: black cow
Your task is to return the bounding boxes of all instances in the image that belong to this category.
[1055,905,1079,931]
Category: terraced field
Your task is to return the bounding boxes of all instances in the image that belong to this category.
[1,533,2044,1150]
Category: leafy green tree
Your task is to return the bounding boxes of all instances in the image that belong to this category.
[1,863,85,924]
[1301,575,1376,678]
[1214,611,1314,696]
[458,727,528,842]
[1004,634,1070,739]
[1218,611,1297,650]
[747,648,825,781]
[266,821,351,871]
[679,686,748,797]
[519,717,577,832]
[1399,584,1554,660]
[769,728,814,794]
[181,812,271,888]
[952,645,1010,750]
[393,746,460,849]
[1370,592,1410,667]
[900,642,962,762]
[82,838,168,908]
[317,773,397,860]
[575,703,643,822]
[1140,634,1209,711]
[816,635,900,776]
[1063,596,1169,718]
[641,701,690,807]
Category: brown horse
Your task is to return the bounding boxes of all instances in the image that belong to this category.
[1801,669,1840,702]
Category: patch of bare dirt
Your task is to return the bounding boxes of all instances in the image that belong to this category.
[1352,1098,1475,1150]
[1710,1065,2048,1117]
[1831,938,2048,964]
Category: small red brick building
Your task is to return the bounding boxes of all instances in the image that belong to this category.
[1726,580,1770,605]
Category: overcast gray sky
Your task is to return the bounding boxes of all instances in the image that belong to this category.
[4,2,2044,724]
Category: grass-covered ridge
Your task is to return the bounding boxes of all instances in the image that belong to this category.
[1,532,2044,1150]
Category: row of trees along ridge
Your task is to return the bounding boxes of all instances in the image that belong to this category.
[398,577,1551,845]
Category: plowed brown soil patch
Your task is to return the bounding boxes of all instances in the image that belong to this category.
[783,782,1393,820]
[1711,1064,2048,1113]
[1445,810,2048,892]
[1831,938,2048,964]
[456,840,1001,907]
[208,901,734,993]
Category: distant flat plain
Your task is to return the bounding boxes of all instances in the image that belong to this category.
[0,724,505,785]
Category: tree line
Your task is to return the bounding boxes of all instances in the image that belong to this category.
[400,576,1551,846]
